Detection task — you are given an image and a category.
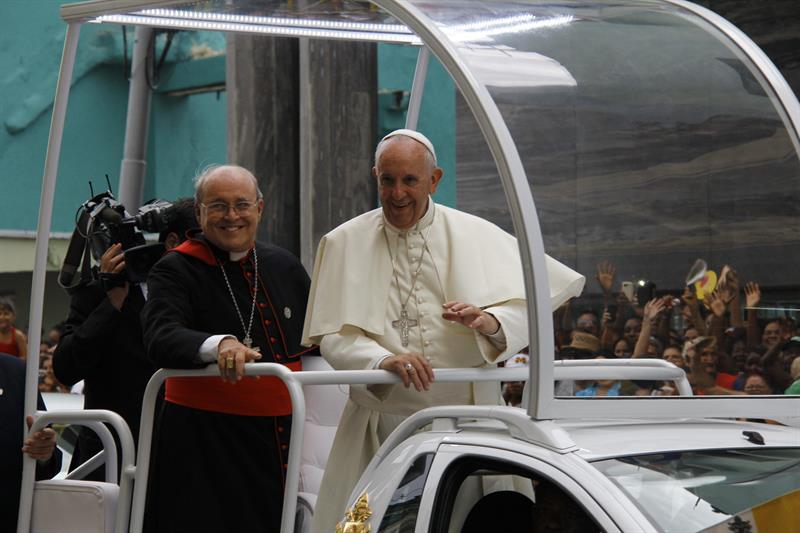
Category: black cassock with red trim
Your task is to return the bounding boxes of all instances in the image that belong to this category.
[142,231,318,533]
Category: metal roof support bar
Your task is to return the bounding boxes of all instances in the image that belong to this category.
[405,46,429,130]
[118,26,154,211]
[18,21,82,533]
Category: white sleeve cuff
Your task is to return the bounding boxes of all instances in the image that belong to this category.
[373,354,394,369]
[484,320,507,348]
[197,334,236,363]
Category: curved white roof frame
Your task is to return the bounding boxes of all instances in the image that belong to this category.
[17,22,82,533]
[372,0,557,418]
[373,0,800,421]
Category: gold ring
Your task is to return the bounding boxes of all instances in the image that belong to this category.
[226,357,234,369]
[404,363,415,374]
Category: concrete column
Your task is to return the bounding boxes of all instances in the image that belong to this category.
[304,40,377,266]
[118,26,154,211]
[227,34,300,254]
[227,35,376,261]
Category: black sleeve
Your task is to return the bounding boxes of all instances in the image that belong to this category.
[142,255,212,369]
[52,283,125,386]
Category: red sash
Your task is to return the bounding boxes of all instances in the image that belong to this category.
[165,360,302,416]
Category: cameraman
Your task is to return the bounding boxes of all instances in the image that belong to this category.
[53,198,197,480]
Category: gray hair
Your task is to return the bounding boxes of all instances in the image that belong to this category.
[193,164,264,205]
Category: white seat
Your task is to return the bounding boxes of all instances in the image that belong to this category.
[31,479,118,533]
[297,356,349,531]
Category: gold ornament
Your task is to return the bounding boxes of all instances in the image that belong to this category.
[335,492,372,533]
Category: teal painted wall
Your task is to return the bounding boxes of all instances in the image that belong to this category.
[0,4,455,230]
[148,90,228,202]
[0,1,227,234]
[377,44,456,208]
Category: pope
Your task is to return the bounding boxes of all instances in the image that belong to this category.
[303,129,584,531]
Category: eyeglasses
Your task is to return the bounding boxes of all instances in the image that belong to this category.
[201,200,259,216]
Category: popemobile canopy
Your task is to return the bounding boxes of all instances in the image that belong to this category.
[18,0,800,530]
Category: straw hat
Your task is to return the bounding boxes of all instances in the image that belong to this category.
[562,331,600,357]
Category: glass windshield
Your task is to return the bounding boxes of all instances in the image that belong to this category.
[67,0,800,400]
[593,448,800,532]
[412,0,800,398]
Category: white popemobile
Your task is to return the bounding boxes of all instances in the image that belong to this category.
[17,1,800,532]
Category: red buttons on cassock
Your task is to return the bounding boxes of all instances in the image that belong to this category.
[278,426,284,433]
[258,303,266,309]
[270,337,277,343]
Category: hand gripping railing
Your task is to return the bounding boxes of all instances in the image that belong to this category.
[25,410,135,533]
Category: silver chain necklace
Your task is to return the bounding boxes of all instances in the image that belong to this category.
[219,246,258,348]
[383,205,434,347]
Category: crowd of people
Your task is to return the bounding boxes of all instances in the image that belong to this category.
[2,129,798,531]
[544,261,800,399]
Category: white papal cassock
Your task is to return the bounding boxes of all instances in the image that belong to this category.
[302,199,584,532]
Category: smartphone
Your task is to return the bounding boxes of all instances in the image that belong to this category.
[606,304,618,322]
[636,280,657,304]
[621,281,634,302]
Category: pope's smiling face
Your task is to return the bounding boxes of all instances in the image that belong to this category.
[197,168,264,253]
[374,137,442,230]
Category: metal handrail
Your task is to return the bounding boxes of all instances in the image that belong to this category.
[27,410,135,533]
[57,420,119,483]
[130,360,700,533]
[554,359,693,397]
[131,363,531,533]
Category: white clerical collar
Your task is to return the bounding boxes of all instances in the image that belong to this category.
[229,249,249,261]
[382,196,436,235]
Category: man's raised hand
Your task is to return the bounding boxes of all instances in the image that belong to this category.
[596,261,616,295]
[442,301,500,335]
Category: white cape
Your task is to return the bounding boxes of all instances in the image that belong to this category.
[302,204,584,345]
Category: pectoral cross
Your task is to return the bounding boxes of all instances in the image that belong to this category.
[392,307,418,347]
[244,337,262,353]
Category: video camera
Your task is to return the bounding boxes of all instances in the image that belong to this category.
[59,181,173,292]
